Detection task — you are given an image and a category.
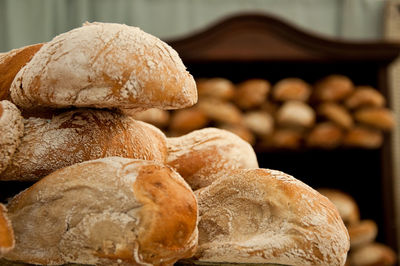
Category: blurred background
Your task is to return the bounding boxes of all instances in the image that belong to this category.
[1,0,400,265]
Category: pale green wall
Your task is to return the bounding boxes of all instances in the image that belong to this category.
[0,0,385,52]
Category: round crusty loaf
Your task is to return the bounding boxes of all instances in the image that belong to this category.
[313,75,354,102]
[196,78,235,100]
[348,243,397,266]
[272,77,311,102]
[348,220,378,249]
[10,22,197,111]
[345,86,385,109]
[0,43,43,101]
[0,100,24,174]
[234,79,270,109]
[0,204,14,256]
[167,128,258,190]
[0,109,167,181]
[4,157,198,266]
[194,168,350,265]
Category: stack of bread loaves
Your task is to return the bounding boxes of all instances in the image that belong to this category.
[318,189,397,266]
[1,22,349,265]
[133,76,395,150]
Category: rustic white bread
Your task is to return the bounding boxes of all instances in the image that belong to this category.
[234,79,270,109]
[348,220,378,249]
[0,43,43,101]
[317,188,360,226]
[125,108,170,128]
[197,98,243,125]
[343,126,383,149]
[10,22,197,111]
[243,111,274,137]
[354,107,395,131]
[306,122,344,149]
[4,157,198,265]
[349,243,397,266]
[0,204,14,256]
[345,86,385,109]
[313,75,354,102]
[0,109,167,181]
[276,101,316,128]
[272,77,311,102]
[0,101,24,174]
[196,78,235,100]
[317,102,353,129]
[167,128,258,190]
[194,169,350,265]
[169,108,209,134]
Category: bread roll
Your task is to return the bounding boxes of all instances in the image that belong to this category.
[0,101,24,174]
[348,220,378,249]
[197,98,242,125]
[349,243,396,266]
[167,128,258,190]
[0,43,43,100]
[196,78,235,100]
[354,107,395,131]
[272,77,311,102]
[195,169,350,265]
[243,111,274,136]
[276,101,316,128]
[317,102,353,129]
[314,75,354,102]
[343,126,383,149]
[4,157,198,265]
[234,79,270,109]
[170,108,209,134]
[345,86,385,109]
[125,108,170,128]
[0,204,14,256]
[10,22,197,111]
[306,122,344,149]
[317,189,360,226]
[0,109,167,181]
[262,128,303,149]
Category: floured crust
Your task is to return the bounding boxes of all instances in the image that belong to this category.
[167,128,259,190]
[0,43,43,101]
[4,157,198,265]
[0,100,24,174]
[0,109,167,181]
[0,204,14,256]
[10,22,197,111]
[195,169,350,266]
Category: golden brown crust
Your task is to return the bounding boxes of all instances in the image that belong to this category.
[4,157,198,265]
[343,126,383,149]
[220,124,256,145]
[348,220,378,249]
[167,128,258,190]
[0,101,24,174]
[354,107,395,131]
[234,79,270,109]
[243,111,274,137]
[0,43,43,101]
[0,109,168,181]
[306,122,344,149]
[349,243,397,266]
[317,103,353,129]
[272,78,311,102]
[0,204,14,256]
[261,128,303,149]
[10,22,197,111]
[126,108,170,128]
[345,86,385,109]
[195,169,350,265]
[313,75,354,102]
[196,78,235,100]
[197,98,243,125]
[170,108,209,134]
[276,101,316,128]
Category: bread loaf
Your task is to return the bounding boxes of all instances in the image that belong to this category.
[234,79,270,109]
[313,75,354,102]
[317,102,353,129]
[167,128,258,190]
[276,101,316,128]
[0,101,24,174]
[0,204,14,256]
[10,22,197,111]
[196,78,235,100]
[345,86,385,109]
[306,122,343,149]
[125,108,170,128]
[194,169,350,265]
[243,111,274,137]
[262,128,303,149]
[348,220,378,249]
[317,188,360,226]
[219,124,256,145]
[349,243,396,266]
[0,43,43,100]
[272,77,311,102]
[354,107,395,131]
[4,157,198,265]
[169,108,209,134]
[343,126,383,149]
[0,109,168,181]
[197,98,243,125]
